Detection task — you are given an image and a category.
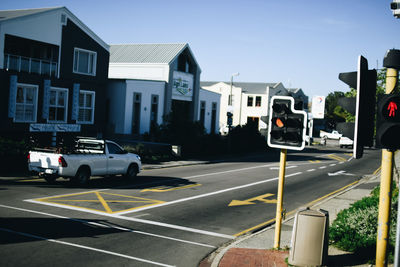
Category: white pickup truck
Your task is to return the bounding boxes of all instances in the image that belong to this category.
[320,130,343,140]
[28,138,141,184]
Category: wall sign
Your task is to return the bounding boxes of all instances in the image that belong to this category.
[30,123,81,132]
[172,71,193,101]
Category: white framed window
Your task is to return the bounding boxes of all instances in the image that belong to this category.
[48,87,68,123]
[73,48,97,76]
[14,83,38,123]
[77,90,95,124]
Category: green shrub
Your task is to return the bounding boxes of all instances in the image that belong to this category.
[329,185,398,262]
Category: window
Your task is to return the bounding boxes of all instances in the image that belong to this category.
[247,96,254,107]
[48,87,68,123]
[77,90,95,124]
[255,96,262,107]
[107,142,124,154]
[211,102,217,134]
[150,95,159,133]
[200,101,206,125]
[228,95,234,106]
[132,93,141,134]
[15,84,38,123]
[73,48,97,76]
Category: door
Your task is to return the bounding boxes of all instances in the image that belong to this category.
[106,142,127,175]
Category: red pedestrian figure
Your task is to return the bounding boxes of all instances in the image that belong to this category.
[388,101,397,117]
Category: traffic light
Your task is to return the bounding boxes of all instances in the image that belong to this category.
[339,55,377,159]
[267,96,307,150]
[376,94,400,150]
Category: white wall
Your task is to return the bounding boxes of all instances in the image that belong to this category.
[240,93,269,130]
[0,10,63,69]
[109,63,170,82]
[125,80,165,135]
[199,89,221,134]
[202,82,242,134]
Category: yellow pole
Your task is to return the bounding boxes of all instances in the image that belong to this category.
[274,148,287,249]
[376,68,398,267]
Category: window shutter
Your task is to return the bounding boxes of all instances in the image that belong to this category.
[42,79,51,119]
[8,75,17,118]
[71,83,80,120]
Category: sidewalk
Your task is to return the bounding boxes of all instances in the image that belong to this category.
[198,153,400,267]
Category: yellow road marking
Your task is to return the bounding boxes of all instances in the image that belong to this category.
[327,154,347,162]
[141,183,201,192]
[35,191,165,214]
[95,191,112,213]
[234,180,360,237]
[309,160,321,163]
[373,166,382,175]
[229,193,276,207]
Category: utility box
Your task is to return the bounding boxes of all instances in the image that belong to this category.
[289,208,329,266]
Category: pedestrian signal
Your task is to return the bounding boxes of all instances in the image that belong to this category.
[267,96,307,150]
[377,94,400,150]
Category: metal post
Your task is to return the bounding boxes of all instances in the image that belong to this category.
[274,148,287,249]
[376,67,397,267]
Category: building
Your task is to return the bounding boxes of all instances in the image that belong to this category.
[0,7,109,145]
[108,43,220,136]
[201,81,309,135]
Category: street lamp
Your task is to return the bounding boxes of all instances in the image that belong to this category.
[227,72,239,134]
[229,72,240,106]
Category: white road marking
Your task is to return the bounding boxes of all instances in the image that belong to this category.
[269,166,297,170]
[307,169,316,172]
[0,204,218,247]
[329,164,337,167]
[0,227,175,267]
[328,170,355,176]
[117,172,303,215]
[319,166,327,169]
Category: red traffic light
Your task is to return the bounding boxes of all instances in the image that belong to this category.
[377,94,400,150]
[378,94,400,121]
[387,101,397,117]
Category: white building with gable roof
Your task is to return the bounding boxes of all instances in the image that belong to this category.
[107,43,220,136]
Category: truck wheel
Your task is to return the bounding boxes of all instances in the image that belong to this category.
[74,168,90,185]
[126,164,138,179]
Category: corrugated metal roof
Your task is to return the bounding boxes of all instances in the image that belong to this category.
[0,7,60,22]
[110,43,188,64]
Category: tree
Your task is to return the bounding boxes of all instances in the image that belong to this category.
[325,91,346,129]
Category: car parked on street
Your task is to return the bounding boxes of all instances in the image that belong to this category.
[28,138,141,184]
[339,136,354,148]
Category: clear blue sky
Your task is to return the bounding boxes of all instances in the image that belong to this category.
[2,0,399,99]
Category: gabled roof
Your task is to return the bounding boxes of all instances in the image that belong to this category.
[0,7,109,51]
[200,81,280,95]
[0,7,59,21]
[110,43,190,64]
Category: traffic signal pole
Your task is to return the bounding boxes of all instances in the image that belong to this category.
[376,67,398,267]
[274,148,287,249]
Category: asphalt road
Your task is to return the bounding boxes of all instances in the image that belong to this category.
[0,146,381,267]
